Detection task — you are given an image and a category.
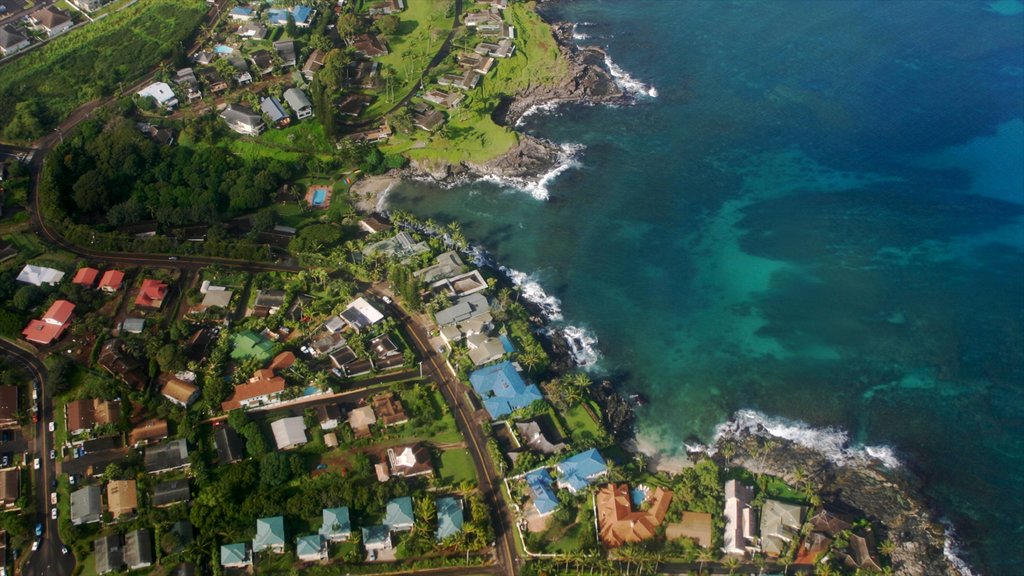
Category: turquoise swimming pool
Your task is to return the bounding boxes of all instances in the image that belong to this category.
[312,188,327,206]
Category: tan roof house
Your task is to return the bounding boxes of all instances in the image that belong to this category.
[66,398,121,436]
[107,480,138,519]
[161,378,200,408]
[129,419,169,446]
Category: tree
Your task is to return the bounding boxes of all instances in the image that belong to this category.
[4,100,45,141]
[336,12,359,36]
[722,556,741,575]
[319,48,350,94]
[260,452,297,488]
[12,285,40,312]
[375,14,400,36]
[696,548,715,575]
[72,169,111,212]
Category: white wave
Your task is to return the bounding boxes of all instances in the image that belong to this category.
[713,409,902,469]
[561,324,601,367]
[477,142,584,201]
[603,53,658,98]
[942,523,979,576]
[375,180,398,212]
[514,100,564,127]
[498,266,564,320]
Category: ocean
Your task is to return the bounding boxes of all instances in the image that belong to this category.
[387,1,1024,572]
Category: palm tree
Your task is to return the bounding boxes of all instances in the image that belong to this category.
[778,555,794,576]
[722,556,741,575]
[696,548,716,575]
[878,539,895,558]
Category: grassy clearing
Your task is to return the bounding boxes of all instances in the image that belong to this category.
[438,448,476,485]
[381,102,519,165]
[0,0,208,137]
[561,403,603,445]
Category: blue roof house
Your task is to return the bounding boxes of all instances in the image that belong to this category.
[319,507,351,542]
[524,468,559,516]
[291,5,313,27]
[384,497,414,532]
[220,543,251,567]
[556,448,607,493]
[229,6,254,20]
[295,534,327,561]
[362,525,392,551]
[435,497,464,541]
[266,8,290,25]
[469,361,544,419]
[253,516,286,553]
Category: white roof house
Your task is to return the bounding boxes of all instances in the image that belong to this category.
[137,82,179,109]
[271,416,308,450]
[340,297,384,331]
[17,264,65,286]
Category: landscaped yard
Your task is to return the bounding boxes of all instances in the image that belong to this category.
[561,402,605,445]
[438,448,477,485]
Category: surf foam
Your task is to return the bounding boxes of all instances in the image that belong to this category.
[603,53,658,98]
[515,100,564,127]
[478,142,584,201]
[942,523,980,576]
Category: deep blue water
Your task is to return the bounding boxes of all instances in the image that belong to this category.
[389,1,1024,572]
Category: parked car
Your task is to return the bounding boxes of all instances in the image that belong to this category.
[48,421,55,432]
[62,545,68,554]
[50,492,56,505]
[33,458,40,470]
[31,541,39,552]
[68,474,76,486]
[35,523,42,537]
[50,508,57,520]
[49,449,55,460]
[0,454,8,467]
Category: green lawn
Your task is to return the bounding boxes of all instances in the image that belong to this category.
[438,448,476,485]
[0,0,208,139]
[561,403,604,445]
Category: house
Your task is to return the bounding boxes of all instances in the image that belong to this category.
[0,469,19,508]
[760,499,805,557]
[138,123,175,145]
[666,511,714,548]
[0,386,18,429]
[72,267,99,287]
[349,33,388,57]
[315,404,343,430]
[515,418,566,455]
[320,507,351,542]
[267,5,313,27]
[166,521,194,555]
[348,406,377,438]
[254,516,286,553]
[250,49,275,74]
[94,534,124,574]
[198,66,229,93]
[274,40,297,67]
[556,449,608,493]
[161,377,200,407]
[411,103,445,132]
[422,90,465,109]
[414,251,464,282]
[435,293,493,343]
[302,48,325,80]
[375,462,391,483]
[231,331,274,361]
[270,351,295,371]
[118,317,145,335]
[70,485,102,525]
[437,71,481,91]
[362,231,429,260]
[361,526,392,552]
[467,333,506,366]
[435,497,463,541]
[595,484,673,547]
[144,438,190,474]
[464,10,502,29]
[296,534,326,561]
[174,67,198,87]
[194,288,233,313]
[220,543,251,568]
[476,38,515,58]
[524,468,559,516]
[237,22,266,39]
[229,6,254,20]
[16,264,64,286]
[124,529,153,569]
[65,398,120,436]
[97,339,145,387]
[271,416,308,450]
[98,270,125,292]
[469,361,543,419]
[137,82,179,109]
[384,497,414,532]
[261,97,290,126]
[430,270,487,298]
[152,479,190,508]
[0,26,29,57]
[371,392,408,426]
[844,534,883,573]
[220,105,266,136]
[128,419,168,446]
[107,479,138,519]
[386,444,432,478]
[253,289,287,317]
[347,60,379,89]
[368,0,404,15]
[359,215,391,235]
[214,426,244,464]
[135,278,168,309]
[722,479,757,556]
[221,368,285,411]
[457,53,495,75]
[284,87,314,120]
[370,335,403,370]
[340,297,384,331]
[69,0,111,11]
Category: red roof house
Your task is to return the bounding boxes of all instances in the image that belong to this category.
[98,270,125,292]
[136,279,168,309]
[72,267,99,287]
[22,299,75,345]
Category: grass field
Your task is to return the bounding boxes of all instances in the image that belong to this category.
[0,0,207,138]
[439,448,477,485]
[562,402,604,445]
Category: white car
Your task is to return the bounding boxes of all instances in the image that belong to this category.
[31,541,39,552]
[48,421,55,432]
[33,458,40,470]
[50,492,57,505]
[51,507,57,520]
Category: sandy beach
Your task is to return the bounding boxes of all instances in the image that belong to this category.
[351,175,400,214]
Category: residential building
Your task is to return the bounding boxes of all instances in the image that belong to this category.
[137,82,179,109]
[666,511,714,548]
[348,406,376,438]
[94,534,124,574]
[464,9,502,29]
[97,339,144,388]
[98,270,125,292]
[595,484,673,547]
[0,386,18,429]
[524,468,558,516]
[315,404,343,430]
[296,534,326,561]
[274,40,296,67]
[368,0,404,15]
[135,278,168,309]
[371,392,408,426]
[437,71,481,91]
[383,497,414,532]
[0,469,19,508]
[361,526,391,551]
[362,231,428,259]
[515,418,566,455]
[120,318,146,334]
[261,97,290,127]
[269,351,295,371]
[129,419,168,446]
[340,297,384,331]
[220,543,251,568]
[0,26,29,57]
[271,416,308,450]
[469,361,543,419]
[167,521,194,554]
[284,87,314,120]
[16,264,64,286]
[144,438,190,474]
[124,529,154,569]
[414,251,464,282]
[422,90,465,109]
[194,289,232,313]
[760,499,805,557]
[107,480,138,519]
[411,103,445,132]
[722,479,756,556]
[250,49,275,74]
[152,479,190,508]
[161,377,200,407]
[349,33,388,57]
[467,333,506,366]
[435,293,492,344]
[252,289,287,316]
[70,485,102,525]
[556,449,608,493]
[237,22,266,39]
[254,516,286,553]
[302,49,325,81]
[476,38,515,58]
[222,369,286,411]
[228,6,254,20]
[215,426,244,464]
[430,270,487,297]
[319,507,351,542]
[65,398,120,436]
[435,497,463,541]
[72,267,99,287]
[220,105,266,136]
[358,215,391,235]
[386,444,432,478]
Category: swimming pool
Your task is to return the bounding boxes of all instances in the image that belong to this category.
[214,45,234,54]
[312,188,327,206]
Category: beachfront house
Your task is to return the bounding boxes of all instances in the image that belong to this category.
[469,361,543,419]
[555,448,608,493]
[722,479,757,556]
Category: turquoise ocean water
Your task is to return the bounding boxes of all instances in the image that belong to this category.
[389,1,1024,572]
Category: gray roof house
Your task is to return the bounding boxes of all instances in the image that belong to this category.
[260,97,289,126]
[124,528,154,569]
[215,426,244,464]
[760,499,804,557]
[274,40,297,67]
[153,479,191,507]
[70,485,102,525]
[220,105,266,136]
[283,88,314,120]
[271,416,308,450]
[94,534,124,575]
[0,25,30,57]
[144,438,190,474]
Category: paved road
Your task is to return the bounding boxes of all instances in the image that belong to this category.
[0,339,74,576]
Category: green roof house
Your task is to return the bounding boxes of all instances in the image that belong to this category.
[435,496,464,541]
[295,534,327,562]
[361,525,392,551]
[319,507,351,542]
[231,330,274,361]
[220,543,251,567]
[384,496,414,532]
[253,516,286,553]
